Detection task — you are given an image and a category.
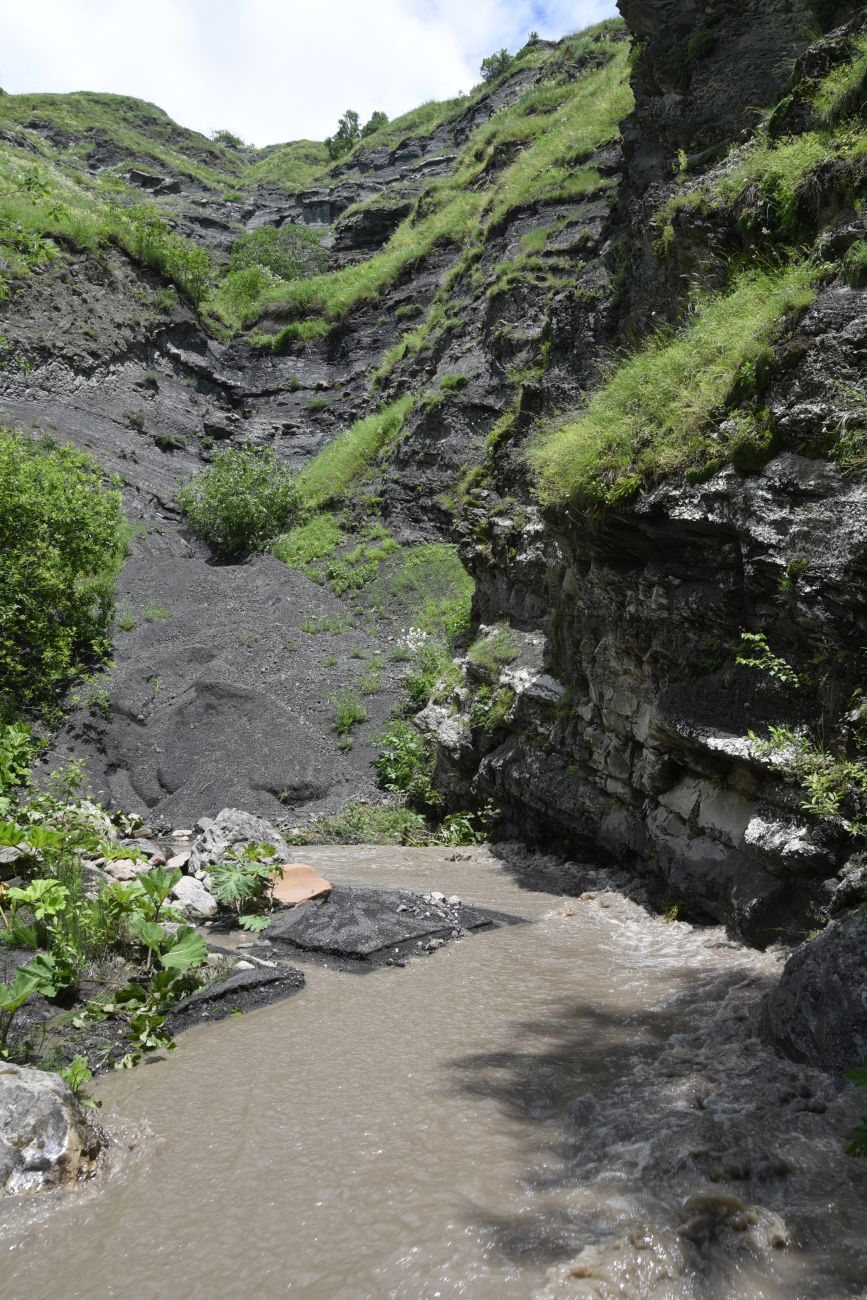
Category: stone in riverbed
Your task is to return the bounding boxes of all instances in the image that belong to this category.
[265,885,522,969]
[764,914,867,1074]
[171,875,218,919]
[188,808,290,875]
[0,1064,103,1196]
[271,864,332,907]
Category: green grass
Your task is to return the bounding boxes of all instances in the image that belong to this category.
[530,261,821,507]
[250,190,484,344]
[467,624,521,676]
[378,544,474,643]
[245,139,330,190]
[273,514,343,572]
[330,685,367,735]
[293,803,430,845]
[142,605,170,622]
[813,32,867,125]
[0,92,243,192]
[295,396,413,509]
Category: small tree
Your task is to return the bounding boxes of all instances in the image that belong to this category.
[177,445,300,559]
[325,109,361,160]
[362,110,389,138]
[480,49,514,82]
[211,128,245,148]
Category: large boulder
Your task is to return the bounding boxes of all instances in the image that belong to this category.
[0,1064,103,1195]
[764,915,867,1074]
[188,808,290,876]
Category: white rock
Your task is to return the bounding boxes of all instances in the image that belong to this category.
[447,895,461,907]
[171,875,218,919]
[0,1065,103,1196]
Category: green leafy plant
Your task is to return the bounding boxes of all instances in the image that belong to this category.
[0,431,126,714]
[0,954,58,1058]
[59,1055,101,1108]
[736,632,800,687]
[480,49,514,82]
[178,445,300,559]
[374,720,440,809]
[209,842,281,930]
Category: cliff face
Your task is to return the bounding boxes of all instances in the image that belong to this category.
[1,4,865,944]
[428,0,867,944]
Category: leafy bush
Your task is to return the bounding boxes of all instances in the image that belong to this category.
[374,720,439,808]
[228,224,327,282]
[178,445,300,559]
[211,128,245,148]
[362,110,389,138]
[0,431,126,715]
[480,49,514,82]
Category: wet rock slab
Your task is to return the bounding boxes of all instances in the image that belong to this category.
[260,885,524,970]
[0,1064,103,1196]
[168,966,305,1031]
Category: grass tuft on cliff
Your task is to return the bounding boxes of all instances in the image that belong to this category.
[529,261,820,507]
[294,396,414,509]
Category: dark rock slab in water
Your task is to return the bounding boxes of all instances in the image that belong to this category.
[262,885,523,970]
[169,966,305,1030]
[764,914,867,1074]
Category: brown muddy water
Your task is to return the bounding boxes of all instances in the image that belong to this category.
[1,845,866,1298]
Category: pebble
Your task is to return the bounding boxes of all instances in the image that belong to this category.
[235,960,254,971]
[447,895,461,906]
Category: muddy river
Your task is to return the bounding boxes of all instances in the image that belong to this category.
[1,846,866,1298]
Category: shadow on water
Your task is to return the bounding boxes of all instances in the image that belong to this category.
[444,960,867,1296]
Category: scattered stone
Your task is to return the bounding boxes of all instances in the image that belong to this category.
[0,1064,103,1196]
[104,857,150,882]
[171,875,218,920]
[235,960,254,971]
[167,850,191,872]
[271,864,332,908]
[148,851,167,868]
[447,895,461,907]
[172,829,193,840]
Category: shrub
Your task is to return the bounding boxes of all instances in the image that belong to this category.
[362,111,389,138]
[211,128,245,148]
[480,49,514,82]
[177,445,300,558]
[228,225,327,282]
[374,720,439,809]
[0,431,126,715]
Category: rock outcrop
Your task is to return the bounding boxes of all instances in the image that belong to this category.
[0,1065,103,1196]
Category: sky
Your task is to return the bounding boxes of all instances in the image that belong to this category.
[2,0,620,148]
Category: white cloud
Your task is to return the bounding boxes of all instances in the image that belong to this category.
[1,0,620,147]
